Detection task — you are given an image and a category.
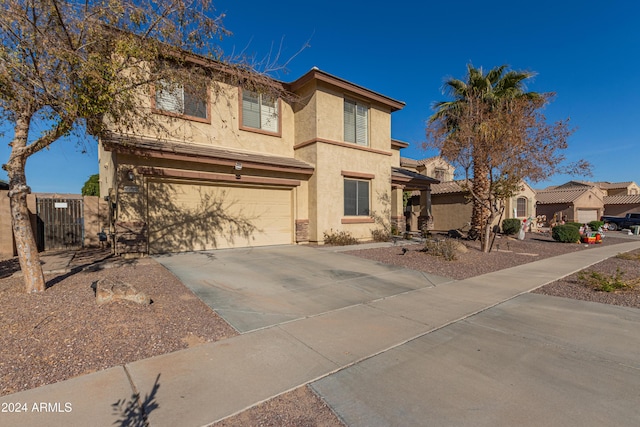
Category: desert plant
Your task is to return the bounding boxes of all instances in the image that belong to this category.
[565,222,582,229]
[615,251,640,261]
[323,229,358,246]
[501,218,521,235]
[424,238,458,261]
[577,268,636,292]
[589,221,604,230]
[370,228,391,242]
[552,225,581,243]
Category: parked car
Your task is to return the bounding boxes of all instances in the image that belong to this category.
[600,213,640,231]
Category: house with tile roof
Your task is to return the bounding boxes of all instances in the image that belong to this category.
[99,67,438,255]
[535,186,605,224]
[536,180,640,224]
[399,156,454,232]
[398,157,536,232]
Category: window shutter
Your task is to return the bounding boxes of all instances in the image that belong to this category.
[242,91,261,128]
[344,100,356,143]
[355,104,368,146]
[344,179,357,215]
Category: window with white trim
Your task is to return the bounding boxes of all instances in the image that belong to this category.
[242,90,279,133]
[344,179,370,216]
[344,99,368,146]
[155,81,207,119]
[516,197,527,217]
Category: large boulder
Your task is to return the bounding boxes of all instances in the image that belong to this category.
[95,278,150,306]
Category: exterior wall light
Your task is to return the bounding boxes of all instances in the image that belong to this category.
[127,170,135,181]
[234,162,242,171]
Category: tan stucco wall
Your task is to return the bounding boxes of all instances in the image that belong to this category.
[505,183,537,220]
[604,204,640,217]
[112,82,297,159]
[0,191,14,258]
[420,157,455,181]
[293,81,318,144]
[295,141,392,243]
[431,194,472,231]
[313,84,392,152]
[98,141,116,199]
[0,193,108,257]
[83,196,109,247]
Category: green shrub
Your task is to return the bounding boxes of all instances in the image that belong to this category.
[577,268,636,292]
[370,228,390,242]
[552,225,581,243]
[501,218,521,235]
[589,221,604,230]
[323,229,358,246]
[424,238,458,261]
[565,222,582,229]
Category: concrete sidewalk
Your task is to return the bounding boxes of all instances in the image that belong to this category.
[2,241,640,426]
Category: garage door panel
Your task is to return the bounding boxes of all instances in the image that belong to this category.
[577,209,598,224]
[148,181,292,254]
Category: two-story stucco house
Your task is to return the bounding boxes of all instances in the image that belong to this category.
[98,66,437,255]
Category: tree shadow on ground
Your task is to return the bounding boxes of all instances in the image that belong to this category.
[112,374,161,427]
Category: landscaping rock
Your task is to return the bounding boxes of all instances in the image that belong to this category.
[95,278,150,305]
[453,241,468,253]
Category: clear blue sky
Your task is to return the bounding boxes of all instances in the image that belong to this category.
[2,0,639,193]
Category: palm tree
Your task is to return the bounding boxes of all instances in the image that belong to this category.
[429,64,539,243]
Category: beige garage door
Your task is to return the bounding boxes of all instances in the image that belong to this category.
[148,180,292,254]
[577,209,598,224]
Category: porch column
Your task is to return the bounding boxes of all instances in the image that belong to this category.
[391,185,406,234]
[419,187,434,231]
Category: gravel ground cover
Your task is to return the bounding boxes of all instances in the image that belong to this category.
[2,232,639,426]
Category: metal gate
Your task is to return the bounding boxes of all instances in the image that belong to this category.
[36,197,84,251]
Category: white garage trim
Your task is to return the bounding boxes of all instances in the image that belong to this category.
[147,179,293,254]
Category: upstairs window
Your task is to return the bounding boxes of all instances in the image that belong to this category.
[242,90,279,133]
[344,99,368,146]
[155,81,208,121]
[434,168,446,181]
[344,179,370,216]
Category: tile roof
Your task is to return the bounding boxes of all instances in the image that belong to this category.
[597,181,634,190]
[430,180,469,195]
[102,133,315,172]
[535,188,594,204]
[603,195,640,205]
[399,157,419,168]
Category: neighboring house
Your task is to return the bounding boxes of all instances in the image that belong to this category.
[428,179,536,231]
[603,195,640,217]
[554,180,640,196]
[398,156,535,232]
[400,157,454,232]
[535,186,605,224]
[99,66,437,255]
[536,180,640,223]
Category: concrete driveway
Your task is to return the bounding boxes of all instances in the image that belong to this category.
[154,244,452,332]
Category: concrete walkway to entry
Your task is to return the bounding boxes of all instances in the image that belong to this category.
[2,240,640,426]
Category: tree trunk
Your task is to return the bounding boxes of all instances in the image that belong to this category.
[6,116,46,293]
[471,159,491,252]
